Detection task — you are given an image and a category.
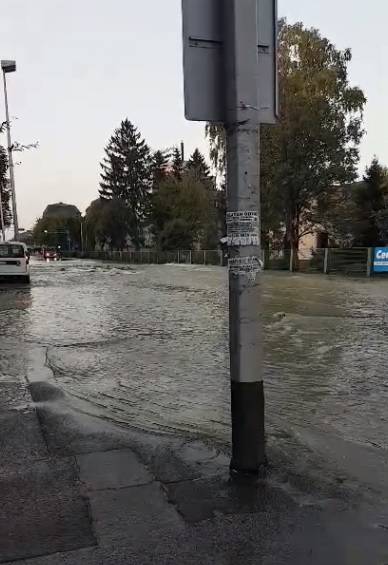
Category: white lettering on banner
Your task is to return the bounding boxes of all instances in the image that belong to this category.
[373,249,388,269]
[376,250,388,260]
[226,211,260,247]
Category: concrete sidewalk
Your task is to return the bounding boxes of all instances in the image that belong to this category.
[2,374,388,564]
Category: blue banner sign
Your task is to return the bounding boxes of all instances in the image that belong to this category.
[374,248,388,272]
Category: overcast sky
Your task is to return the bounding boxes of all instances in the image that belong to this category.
[1,0,386,229]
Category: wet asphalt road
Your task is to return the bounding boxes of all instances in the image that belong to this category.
[2,257,388,453]
[4,258,388,564]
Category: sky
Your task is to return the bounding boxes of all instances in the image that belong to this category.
[0,0,387,229]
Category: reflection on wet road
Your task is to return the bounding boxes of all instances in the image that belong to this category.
[2,259,388,449]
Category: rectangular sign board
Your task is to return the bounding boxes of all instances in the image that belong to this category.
[182,0,224,122]
[182,0,278,124]
[373,247,388,273]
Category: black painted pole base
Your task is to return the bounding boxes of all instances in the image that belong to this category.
[230,380,266,475]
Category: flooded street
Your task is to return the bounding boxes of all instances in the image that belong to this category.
[2,258,388,453]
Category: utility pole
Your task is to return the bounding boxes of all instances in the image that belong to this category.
[80,218,84,253]
[0,189,5,241]
[1,61,19,241]
[225,0,265,474]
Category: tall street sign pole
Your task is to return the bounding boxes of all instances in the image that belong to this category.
[182,0,278,474]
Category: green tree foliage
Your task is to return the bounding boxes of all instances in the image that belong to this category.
[85,198,134,250]
[84,199,107,250]
[171,147,184,179]
[151,150,170,192]
[99,199,133,250]
[159,218,195,251]
[186,148,213,188]
[353,159,388,246]
[186,149,218,245]
[99,119,151,248]
[315,159,388,247]
[33,202,82,249]
[206,21,366,254]
[151,173,217,250]
[315,183,360,247]
[272,21,365,253]
[32,215,81,250]
[43,203,80,220]
[0,147,11,227]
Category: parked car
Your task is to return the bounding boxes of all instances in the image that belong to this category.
[0,242,31,283]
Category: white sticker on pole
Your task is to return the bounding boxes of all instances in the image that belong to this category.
[226,211,260,246]
[229,256,263,282]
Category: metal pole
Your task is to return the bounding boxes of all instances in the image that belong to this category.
[225,0,265,474]
[289,247,294,272]
[323,247,329,275]
[367,247,373,278]
[80,219,84,253]
[0,188,5,241]
[2,71,18,240]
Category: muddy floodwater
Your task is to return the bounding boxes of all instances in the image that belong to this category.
[2,258,388,452]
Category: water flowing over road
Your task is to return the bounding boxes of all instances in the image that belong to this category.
[2,258,388,453]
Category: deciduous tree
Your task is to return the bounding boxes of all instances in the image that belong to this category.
[206,21,366,258]
[151,173,217,250]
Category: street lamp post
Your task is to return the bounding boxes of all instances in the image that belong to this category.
[0,189,5,241]
[1,60,18,241]
[43,229,49,249]
[80,217,86,254]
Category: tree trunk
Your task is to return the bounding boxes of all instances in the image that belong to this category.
[284,208,300,272]
[290,235,299,272]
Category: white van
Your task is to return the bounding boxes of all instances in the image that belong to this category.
[0,242,31,283]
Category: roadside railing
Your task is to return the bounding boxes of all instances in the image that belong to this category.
[63,247,377,277]
[265,247,372,277]
[66,249,226,266]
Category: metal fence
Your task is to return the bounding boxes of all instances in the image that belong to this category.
[325,248,370,276]
[64,247,376,277]
[70,249,225,266]
[264,247,372,277]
